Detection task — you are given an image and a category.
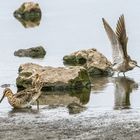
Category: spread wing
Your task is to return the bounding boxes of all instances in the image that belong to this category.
[102,18,125,64]
[115,15,128,58]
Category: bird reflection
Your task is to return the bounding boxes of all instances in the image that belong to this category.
[113,77,138,110]
[90,77,109,92]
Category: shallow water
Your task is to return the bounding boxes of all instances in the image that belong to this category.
[1,1,140,139]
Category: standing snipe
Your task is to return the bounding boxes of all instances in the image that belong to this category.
[0,73,43,109]
[102,14,140,76]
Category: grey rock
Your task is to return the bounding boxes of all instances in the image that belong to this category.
[14,46,46,58]
[1,84,11,88]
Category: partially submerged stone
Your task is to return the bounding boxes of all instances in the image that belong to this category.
[16,63,91,91]
[14,46,46,58]
[63,48,113,76]
[14,2,41,28]
[1,84,11,88]
[67,102,86,114]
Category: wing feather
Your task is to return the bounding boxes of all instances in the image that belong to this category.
[102,18,125,64]
[115,15,128,57]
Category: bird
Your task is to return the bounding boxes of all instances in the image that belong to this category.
[0,73,43,109]
[102,14,140,76]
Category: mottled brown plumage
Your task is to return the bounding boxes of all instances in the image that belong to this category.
[102,14,140,76]
[0,73,43,109]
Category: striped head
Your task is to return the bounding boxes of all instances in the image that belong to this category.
[0,88,13,103]
[129,60,140,69]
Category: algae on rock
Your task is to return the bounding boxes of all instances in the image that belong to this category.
[63,48,113,76]
[14,46,46,58]
[16,63,91,92]
[13,2,41,28]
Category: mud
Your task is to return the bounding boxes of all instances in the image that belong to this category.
[0,107,140,140]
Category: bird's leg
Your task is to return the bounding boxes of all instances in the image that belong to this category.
[123,72,126,77]
[36,99,39,110]
[117,72,120,77]
[28,106,32,109]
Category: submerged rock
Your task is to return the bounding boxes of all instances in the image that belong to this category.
[16,63,91,91]
[13,2,41,28]
[1,84,11,88]
[14,46,46,58]
[63,48,113,76]
[67,102,86,114]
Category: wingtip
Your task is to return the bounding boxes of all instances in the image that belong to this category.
[120,14,124,19]
[102,18,108,28]
[102,18,105,22]
[102,18,106,25]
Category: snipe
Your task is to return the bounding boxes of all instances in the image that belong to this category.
[0,73,43,109]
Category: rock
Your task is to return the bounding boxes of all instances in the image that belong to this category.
[67,102,86,114]
[63,48,113,76]
[16,63,91,91]
[14,46,46,58]
[1,84,11,88]
[13,2,41,28]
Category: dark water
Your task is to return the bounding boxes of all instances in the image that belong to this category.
[0,0,140,120]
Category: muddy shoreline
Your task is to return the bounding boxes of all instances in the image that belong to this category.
[0,107,140,140]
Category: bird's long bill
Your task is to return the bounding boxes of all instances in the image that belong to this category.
[0,93,5,103]
[136,64,140,68]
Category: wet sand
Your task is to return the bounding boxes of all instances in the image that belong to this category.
[1,107,140,140]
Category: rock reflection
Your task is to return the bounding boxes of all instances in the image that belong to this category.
[14,19,40,28]
[113,77,138,110]
[8,108,39,117]
[37,88,90,106]
[34,88,90,114]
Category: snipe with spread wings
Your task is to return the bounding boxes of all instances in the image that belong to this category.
[102,15,140,76]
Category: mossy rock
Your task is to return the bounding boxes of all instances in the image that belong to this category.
[13,2,41,28]
[14,46,46,58]
[63,48,113,77]
[16,63,91,91]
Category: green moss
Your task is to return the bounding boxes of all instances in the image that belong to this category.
[70,87,90,104]
[16,76,32,89]
[63,55,77,65]
[76,56,87,65]
[68,69,90,89]
[88,67,113,77]
[29,47,46,58]
[63,55,87,66]
[13,3,41,25]
[22,10,41,21]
